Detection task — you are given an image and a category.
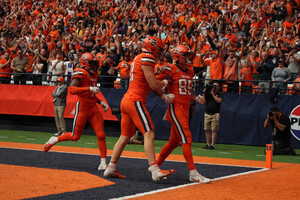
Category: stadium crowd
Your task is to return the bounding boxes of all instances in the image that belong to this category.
[0,0,299,94]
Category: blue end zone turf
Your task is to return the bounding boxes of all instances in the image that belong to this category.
[0,148,263,199]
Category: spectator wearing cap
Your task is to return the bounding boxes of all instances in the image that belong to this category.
[201,48,225,85]
[271,58,292,94]
[0,51,12,84]
[10,49,30,85]
[286,45,300,81]
[52,77,68,136]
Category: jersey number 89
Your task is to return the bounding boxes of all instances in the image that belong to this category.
[178,79,192,96]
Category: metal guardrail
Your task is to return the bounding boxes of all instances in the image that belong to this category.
[0,72,299,94]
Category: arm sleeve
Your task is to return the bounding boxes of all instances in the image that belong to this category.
[69,86,90,95]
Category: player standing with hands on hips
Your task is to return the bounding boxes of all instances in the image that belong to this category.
[44,53,109,171]
[104,37,175,182]
[155,45,210,183]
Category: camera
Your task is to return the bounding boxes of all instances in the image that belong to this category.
[268,111,273,117]
[205,84,216,93]
[204,84,216,101]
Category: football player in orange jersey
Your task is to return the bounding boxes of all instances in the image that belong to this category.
[43,53,109,171]
[156,45,210,183]
[104,37,176,182]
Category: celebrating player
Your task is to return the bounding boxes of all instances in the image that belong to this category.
[43,53,109,171]
[156,45,211,183]
[104,36,175,182]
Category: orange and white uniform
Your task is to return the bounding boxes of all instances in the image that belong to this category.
[120,53,156,136]
[157,63,194,142]
[57,67,106,158]
[156,63,196,170]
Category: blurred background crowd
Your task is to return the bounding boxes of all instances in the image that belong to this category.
[0,0,299,94]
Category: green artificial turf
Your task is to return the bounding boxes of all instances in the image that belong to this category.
[0,129,299,164]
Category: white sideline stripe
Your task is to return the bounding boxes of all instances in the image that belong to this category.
[0,136,8,138]
[109,168,268,200]
[1,147,267,199]
[0,146,264,169]
[84,143,96,145]
[26,138,36,140]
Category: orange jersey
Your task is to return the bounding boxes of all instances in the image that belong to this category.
[158,64,194,106]
[116,60,132,79]
[71,67,98,103]
[125,53,156,102]
[0,58,11,78]
[204,57,224,80]
[240,67,253,86]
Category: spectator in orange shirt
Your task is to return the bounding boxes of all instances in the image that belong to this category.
[202,49,224,85]
[48,25,60,42]
[0,51,12,84]
[223,49,239,93]
[225,28,238,44]
[249,49,261,84]
[240,58,254,94]
[113,52,132,89]
[292,72,300,95]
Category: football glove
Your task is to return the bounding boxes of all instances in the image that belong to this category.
[162,93,175,104]
[100,101,108,112]
[89,87,100,94]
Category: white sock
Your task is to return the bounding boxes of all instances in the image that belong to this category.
[190,169,198,176]
[148,164,160,173]
[49,136,59,145]
[101,158,106,166]
[107,162,117,171]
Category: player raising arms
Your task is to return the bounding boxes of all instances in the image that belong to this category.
[43,53,109,171]
[104,37,175,182]
[156,45,211,183]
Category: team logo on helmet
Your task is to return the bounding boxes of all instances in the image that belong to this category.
[80,53,98,71]
[290,105,300,141]
[172,45,193,64]
[142,37,162,57]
